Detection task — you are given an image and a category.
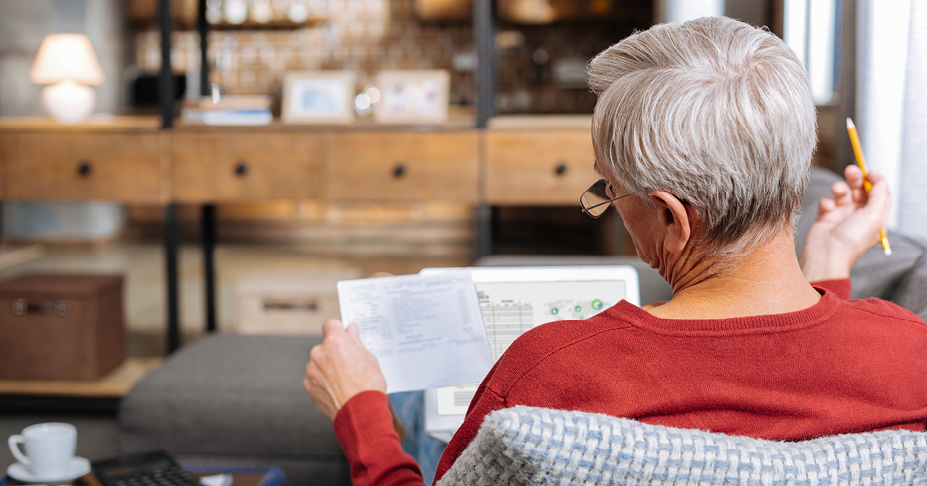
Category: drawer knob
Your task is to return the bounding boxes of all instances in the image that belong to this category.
[77,161,93,177]
[234,162,249,176]
[10,298,26,316]
[10,298,70,316]
[393,163,407,178]
[554,163,568,176]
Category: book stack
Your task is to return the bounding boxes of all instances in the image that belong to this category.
[182,95,273,125]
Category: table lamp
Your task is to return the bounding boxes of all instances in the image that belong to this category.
[30,34,105,125]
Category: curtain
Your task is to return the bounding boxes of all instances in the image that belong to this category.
[659,0,724,23]
[858,0,927,239]
[898,3,927,239]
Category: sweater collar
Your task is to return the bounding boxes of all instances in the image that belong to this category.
[608,285,841,336]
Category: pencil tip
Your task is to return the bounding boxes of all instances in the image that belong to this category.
[846,118,856,130]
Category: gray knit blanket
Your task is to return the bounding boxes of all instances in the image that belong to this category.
[437,406,927,485]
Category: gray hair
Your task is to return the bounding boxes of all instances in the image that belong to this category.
[588,16,816,259]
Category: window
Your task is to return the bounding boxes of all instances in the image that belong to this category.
[784,0,841,104]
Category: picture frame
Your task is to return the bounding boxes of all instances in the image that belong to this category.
[373,70,450,125]
[281,71,356,125]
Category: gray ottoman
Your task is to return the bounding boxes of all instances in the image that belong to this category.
[118,334,350,486]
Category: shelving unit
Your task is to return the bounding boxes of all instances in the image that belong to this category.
[0,358,161,399]
[149,0,502,353]
[191,18,326,29]
[148,0,653,353]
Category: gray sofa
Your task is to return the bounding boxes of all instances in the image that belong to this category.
[117,168,927,485]
[118,334,350,484]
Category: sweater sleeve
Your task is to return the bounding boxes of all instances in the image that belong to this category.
[333,390,426,486]
[811,278,851,300]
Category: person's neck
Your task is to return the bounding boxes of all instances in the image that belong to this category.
[644,230,822,320]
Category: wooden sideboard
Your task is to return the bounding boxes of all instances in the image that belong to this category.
[485,129,594,205]
[0,115,594,205]
[327,131,481,203]
[0,118,168,204]
[0,115,596,351]
[170,130,325,203]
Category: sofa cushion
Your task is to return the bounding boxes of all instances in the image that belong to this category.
[892,243,927,321]
[438,406,927,485]
[851,233,927,320]
[118,334,351,485]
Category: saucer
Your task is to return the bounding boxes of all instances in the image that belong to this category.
[7,457,91,484]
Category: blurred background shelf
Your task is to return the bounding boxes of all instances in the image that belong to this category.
[0,358,161,398]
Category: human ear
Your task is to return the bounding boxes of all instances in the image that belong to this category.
[650,191,692,254]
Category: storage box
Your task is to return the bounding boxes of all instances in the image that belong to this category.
[0,274,126,381]
[236,270,361,335]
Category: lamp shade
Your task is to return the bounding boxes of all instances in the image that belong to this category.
[30,34,104,86]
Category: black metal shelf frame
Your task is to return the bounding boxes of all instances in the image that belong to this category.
[157,0,497,352]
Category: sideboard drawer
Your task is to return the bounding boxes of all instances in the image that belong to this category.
[485,130,595,205]
[7,133,164,203]
[326,131,478,203]
[171,132,322,202]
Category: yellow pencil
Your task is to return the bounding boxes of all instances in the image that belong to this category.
[846,117,891,256]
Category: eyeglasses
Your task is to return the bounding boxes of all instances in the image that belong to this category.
[580,178,633,218]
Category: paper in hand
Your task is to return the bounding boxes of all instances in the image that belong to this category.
[337,271,493,394]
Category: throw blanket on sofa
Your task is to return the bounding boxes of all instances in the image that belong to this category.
[437,406,927,485]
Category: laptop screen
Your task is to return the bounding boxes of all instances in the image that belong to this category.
[419,265,640,441]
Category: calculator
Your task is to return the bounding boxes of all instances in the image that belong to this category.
[91,450,200,486]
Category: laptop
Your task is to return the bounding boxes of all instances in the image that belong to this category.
[418,265,641,442]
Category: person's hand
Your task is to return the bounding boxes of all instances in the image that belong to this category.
[800,165,891,282]
[304,319,387,421]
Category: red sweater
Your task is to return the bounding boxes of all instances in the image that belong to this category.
[332,280,927,486]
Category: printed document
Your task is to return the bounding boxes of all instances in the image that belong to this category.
[337,271,493,394]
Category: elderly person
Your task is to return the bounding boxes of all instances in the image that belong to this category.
[304,16,927,486]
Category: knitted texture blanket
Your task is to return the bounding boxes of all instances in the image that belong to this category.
[437,406,927,485]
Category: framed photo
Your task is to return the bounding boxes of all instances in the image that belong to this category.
[282,71,356,125]
[374,70,450,125]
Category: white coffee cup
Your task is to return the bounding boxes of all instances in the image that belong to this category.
[8,422,77,478]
